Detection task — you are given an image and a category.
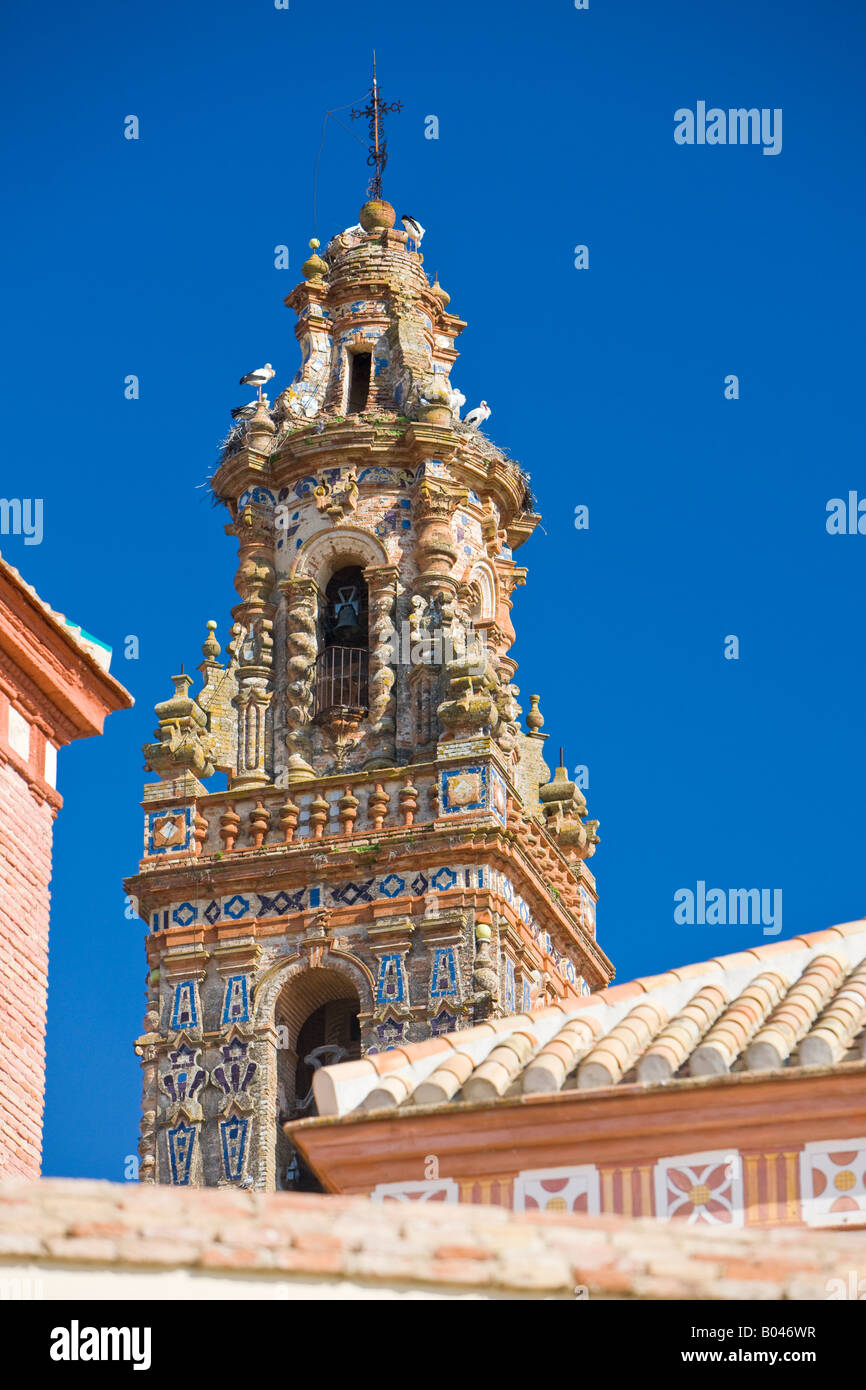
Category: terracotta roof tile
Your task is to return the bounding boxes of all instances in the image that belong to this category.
[691,971,788,1076]
[311,922,866,1117]
[579,1000,669,1089]
[747,938,806,961]
[799,960,866,1066]
[668,959,725,982]
[637,984,728,1083]
[745,953,847,1071]
[523,1015,601,1094]
[463,1029,538,1101]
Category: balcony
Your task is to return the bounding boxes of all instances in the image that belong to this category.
[314,645,368,720]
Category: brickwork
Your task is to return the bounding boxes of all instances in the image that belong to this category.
[0,1178,862,1299]
[0,555,132,1178]
[0,758,54,1179]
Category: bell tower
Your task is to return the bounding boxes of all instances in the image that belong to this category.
[126,195,613,1191]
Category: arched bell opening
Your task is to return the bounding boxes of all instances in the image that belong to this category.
[314,565,370,720]
[274,968,361,1189]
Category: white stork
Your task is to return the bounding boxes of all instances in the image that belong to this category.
[239,363,275,399]
[463,400,491,429]
[231,402,259,421]
[401,215,426,250]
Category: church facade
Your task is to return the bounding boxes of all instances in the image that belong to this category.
[126,196,612,1191]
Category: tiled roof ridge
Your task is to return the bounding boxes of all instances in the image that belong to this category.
[310,920,866,1118]
[294,1055,866,1133]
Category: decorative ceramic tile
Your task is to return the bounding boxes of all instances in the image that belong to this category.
[653,1150,744,1226]
[800,1138,866,1227]
[237,487,275,510]
[221,975,250,1026]
[376,953,406,1005]
[379,873,405,899]
[440,765,488,815]
[167,1124,196,1186]
[212,1037,257,1097]
[371,1179,460,1203]
[513,1165,600,1215]
[219,1116,250,1182]
[491,768,508,825]
[222,894,253,922]
[431,867,457,892]
[375,1018,404,1048]
[170,980,199,1032]
[145,807,193,856]
[431,1010,457,1036]
[430,947,458,999]
[504,958,516,1011]
[331,878,375,907]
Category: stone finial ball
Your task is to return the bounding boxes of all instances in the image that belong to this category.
[359,199,396,232]
[475,922,493,942]
[302,245,328,280]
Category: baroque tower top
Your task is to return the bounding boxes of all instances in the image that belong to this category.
[127,196,612,1190]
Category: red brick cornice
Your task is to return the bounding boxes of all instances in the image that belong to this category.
[0,558,132,741]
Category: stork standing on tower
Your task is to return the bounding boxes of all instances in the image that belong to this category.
[463,400,491,429]
[239,363,275,400]
[401,215,425,252]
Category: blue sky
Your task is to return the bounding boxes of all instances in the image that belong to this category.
[1,0,863,1178]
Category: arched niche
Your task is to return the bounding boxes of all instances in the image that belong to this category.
[468,561,497,624]
[291,527,388,591]
[254,956,372,1190]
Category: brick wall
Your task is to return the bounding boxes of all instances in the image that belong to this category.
[0,1178,863,1299]
[0,732,57,1180]
[0,556,132,1180]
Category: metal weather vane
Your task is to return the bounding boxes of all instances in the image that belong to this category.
[351,52,402,201]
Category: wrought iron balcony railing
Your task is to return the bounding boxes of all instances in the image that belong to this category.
[313,646,369,719]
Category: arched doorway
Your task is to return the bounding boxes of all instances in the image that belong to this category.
[274,968,361,1189]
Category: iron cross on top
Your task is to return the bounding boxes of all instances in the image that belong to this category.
[351,56,402,201]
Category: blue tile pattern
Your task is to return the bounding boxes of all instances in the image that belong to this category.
[504,958,516,1011]
[167,1123,195,1185]
[379,873,405,899]
[170,981,199,1032]
[221,975,250,1026]
[237,487,275,510]
[375,1019,404,1048]
[145,806,193,856]
[376,953,406,1005]
[219,1116,249,1182]
[431,1010,456,1037]
[223,894,252,921]
[149,865,592,995]
[430,947,458,998]
[439,764,489,816]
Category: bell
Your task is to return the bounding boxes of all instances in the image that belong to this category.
[333,603,361,643]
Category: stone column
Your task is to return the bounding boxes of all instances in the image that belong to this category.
[229,499,276,788]
[279,576,319,783]
[364,563,399,768]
